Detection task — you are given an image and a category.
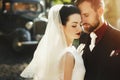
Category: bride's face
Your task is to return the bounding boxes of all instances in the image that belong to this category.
[63,13,82,41]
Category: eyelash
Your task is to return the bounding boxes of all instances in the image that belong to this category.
[72,26,77,28]
[84,14,89,17]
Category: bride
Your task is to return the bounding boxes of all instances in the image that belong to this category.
[20,4,85,80]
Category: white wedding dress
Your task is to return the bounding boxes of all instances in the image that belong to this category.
[63,46,85,80]
[33,46,85,80]
[21,45,85,80]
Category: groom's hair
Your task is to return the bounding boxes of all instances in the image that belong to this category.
[74,0,105,10]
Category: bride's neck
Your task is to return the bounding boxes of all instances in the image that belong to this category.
[66,38,73,47]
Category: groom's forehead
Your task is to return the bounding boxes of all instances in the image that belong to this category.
[78,2,93,14]
[76,0,104,10]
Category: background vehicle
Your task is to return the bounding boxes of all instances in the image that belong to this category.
[0,0,47,52]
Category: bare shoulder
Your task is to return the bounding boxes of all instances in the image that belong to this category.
[63,52,75,80]
[62,52,75,66]
[64,52,74,60]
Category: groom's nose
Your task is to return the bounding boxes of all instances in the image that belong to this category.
[80,20,84,26]
[81,15,87,24]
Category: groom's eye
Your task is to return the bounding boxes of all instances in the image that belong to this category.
[84,14,89,17]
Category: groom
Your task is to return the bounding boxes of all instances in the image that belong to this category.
[75,0,120,80]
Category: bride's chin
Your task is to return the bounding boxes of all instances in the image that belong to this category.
[75,37,80,39]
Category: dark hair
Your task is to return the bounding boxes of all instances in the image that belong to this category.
[74,0,104,10]
[59,5,80,25]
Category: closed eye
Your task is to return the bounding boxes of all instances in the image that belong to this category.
[84,14,89,17]
[72,26,77,28]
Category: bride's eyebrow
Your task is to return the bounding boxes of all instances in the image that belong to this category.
[72,22,78,23]
[72,22,80,24]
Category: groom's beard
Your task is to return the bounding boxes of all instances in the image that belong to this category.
[82,20,100,34]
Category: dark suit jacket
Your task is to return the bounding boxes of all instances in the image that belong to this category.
[82,23,120,80]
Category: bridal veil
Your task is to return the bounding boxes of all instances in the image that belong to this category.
[20,4,68,80]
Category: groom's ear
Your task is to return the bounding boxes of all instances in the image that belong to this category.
[97,7,104,17]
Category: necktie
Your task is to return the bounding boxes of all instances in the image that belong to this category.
[89,32,97,51]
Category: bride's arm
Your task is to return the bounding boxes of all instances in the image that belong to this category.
[63,52,75,80]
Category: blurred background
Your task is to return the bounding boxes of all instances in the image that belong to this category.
[104,0,120,29]
[0,0,120,80]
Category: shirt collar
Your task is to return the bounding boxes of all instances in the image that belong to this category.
[94,22,108,44]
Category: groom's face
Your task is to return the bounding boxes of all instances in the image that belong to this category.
[78,1,100,33]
